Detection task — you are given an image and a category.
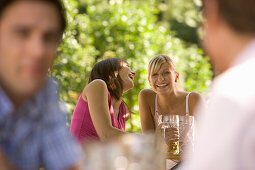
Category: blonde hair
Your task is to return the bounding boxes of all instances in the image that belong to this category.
[148,54,176,77]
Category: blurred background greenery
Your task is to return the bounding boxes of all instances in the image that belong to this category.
[51,0,213,132]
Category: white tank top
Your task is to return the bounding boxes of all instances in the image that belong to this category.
[154,92,191,127]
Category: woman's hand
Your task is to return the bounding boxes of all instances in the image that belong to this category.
[156,124,179,143]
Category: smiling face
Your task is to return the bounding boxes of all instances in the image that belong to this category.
[149,63,179,94]
[0,1,62,104]
[118,63,136,93]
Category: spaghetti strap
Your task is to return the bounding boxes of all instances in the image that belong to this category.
[186,92,191,116]
[154,94,160,127]
[155,94,159,118]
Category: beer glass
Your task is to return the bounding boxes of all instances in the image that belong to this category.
[159,115,180,160]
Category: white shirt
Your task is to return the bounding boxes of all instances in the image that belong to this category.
[182,39,255,170]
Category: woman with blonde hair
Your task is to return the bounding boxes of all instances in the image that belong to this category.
[139,54,203,130]
[139,54,204,165]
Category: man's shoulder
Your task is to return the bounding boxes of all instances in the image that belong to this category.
[211,60,255,108]
[34,78,66,124]
[40,78,59,98]
[0,87,14,119]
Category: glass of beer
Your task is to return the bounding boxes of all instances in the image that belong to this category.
[160,115,180,160]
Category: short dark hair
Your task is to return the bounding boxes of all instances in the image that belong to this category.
[88,58,127,100]
[0,0,67,35]
[203,0,255,34]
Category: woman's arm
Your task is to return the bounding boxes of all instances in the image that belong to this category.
[138,89,155,133]
[83,79,126,141]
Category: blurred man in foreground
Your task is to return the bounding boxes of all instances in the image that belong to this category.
[182,0,255,169]
[0,0,81,169]
[183,0,255,170]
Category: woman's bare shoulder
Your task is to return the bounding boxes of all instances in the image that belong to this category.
[139,89,156,97]
[139,89,156,103]
[189,91,204,102]
[86,79,107,89]
[82,79,108,101]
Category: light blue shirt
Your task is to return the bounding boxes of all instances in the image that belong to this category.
[0,79,81,170]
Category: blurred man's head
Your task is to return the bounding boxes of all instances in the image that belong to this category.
[202,0,255,74]
[0,0,66,107]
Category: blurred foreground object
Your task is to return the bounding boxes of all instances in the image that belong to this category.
[0,0,81,169]
[181,0,255,169]
[81,133,165,170]
[0,150,16,170]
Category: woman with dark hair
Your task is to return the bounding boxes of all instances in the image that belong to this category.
[70,58,135,142]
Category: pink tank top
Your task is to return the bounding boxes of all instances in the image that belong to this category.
[70,92,126,142]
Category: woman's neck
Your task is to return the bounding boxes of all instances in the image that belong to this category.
[111,97,122,107]
[157,89,182,107]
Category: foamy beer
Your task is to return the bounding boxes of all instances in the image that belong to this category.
[160,115,180,160]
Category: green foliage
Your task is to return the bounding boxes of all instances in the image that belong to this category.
[160,0,202,27]
[155,0,203,44]
[51,0,212,132]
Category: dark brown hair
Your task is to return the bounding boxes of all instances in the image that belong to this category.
[0,0,66,35]
[203,0,255,34]
[88,58,127,100]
